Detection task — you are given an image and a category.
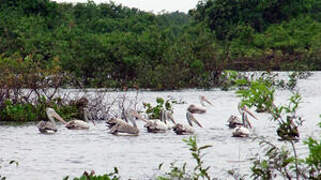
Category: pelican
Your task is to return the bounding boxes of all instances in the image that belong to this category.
[108,117,140,135]
[144,110,176,133]
[37,108,66,133]
[65,107,95,130]
[199,95,213,107]
[228,104,257,129]
[107,108,147,135]
[232,104,257,137]
[173,111,203,135]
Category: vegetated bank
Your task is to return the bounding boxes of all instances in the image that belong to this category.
[1,0,321,90]
[0,0,320,122]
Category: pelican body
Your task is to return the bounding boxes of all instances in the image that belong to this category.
[65,108,94,130]
[108,118,139,135]
[107,109,144,135]
[232,126,250,137]
[227,115,243,128]
[37,121,57,133]
[173,111,203,135]
[232,104,257,137]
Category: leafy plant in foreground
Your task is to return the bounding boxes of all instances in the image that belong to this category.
[63,168,120,180]
[157,136,212,180]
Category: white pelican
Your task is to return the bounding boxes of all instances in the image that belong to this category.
[37,108,66,133]
[232,104,257,137]
[144,110,176,133]
[173,111,203,135]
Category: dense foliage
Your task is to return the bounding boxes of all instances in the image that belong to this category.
[1,0,320,90]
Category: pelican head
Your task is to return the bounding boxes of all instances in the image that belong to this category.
[46,108,66,124]
[237,103,258,120]
[199,95,213,106]
[83,107,96,126]
[126,109,148,123]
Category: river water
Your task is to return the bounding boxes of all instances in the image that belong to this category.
[1,72,321,179]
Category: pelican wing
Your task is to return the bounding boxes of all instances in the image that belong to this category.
[110,122,139,135]
[187,105,206,114]
[37,121,57,133]
[65,120,90,129]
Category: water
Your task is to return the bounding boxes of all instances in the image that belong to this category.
[1,72,321,179]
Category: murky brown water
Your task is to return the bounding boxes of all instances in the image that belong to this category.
[1,72,321,179]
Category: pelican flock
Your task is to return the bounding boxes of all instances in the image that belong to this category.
[172,96,211,135]
[37,95,261,140]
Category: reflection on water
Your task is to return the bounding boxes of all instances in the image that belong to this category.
[1,72,321,180]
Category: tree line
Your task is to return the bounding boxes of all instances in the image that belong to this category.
[1,0,321,90]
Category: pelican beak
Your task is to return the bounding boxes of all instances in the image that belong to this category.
[245,115,252,129]
[52,111,67,124]
[186,112,203,128]
[166,112,176,124]
[244,107,258,120]
[131,110,148,123]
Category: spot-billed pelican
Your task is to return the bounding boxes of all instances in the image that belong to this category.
[187,95,213,114]
[228,103,257,129]
[107,108,147,135]
[144,110,176,133]
[232,104,257,137]
[37,108,66,133]
[199,95,213,107]
[173,111,203,135]
[65,108,95,130]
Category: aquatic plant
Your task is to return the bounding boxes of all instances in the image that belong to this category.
[63,168,120,180]
[143,97,176,119]
[157,136,212,180]
[235,74,275,113]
